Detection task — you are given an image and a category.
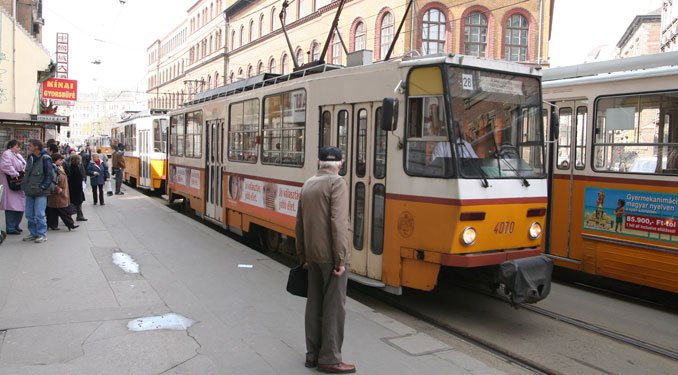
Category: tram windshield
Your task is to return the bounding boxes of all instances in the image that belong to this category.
[446,67,545,179]
[100,136,111,147]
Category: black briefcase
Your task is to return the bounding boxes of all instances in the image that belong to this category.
[286,264,308,298]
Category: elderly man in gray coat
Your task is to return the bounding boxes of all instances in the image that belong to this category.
[295,146,355,374]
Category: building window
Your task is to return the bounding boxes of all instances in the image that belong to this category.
[270,7,276,32]
[505,14,529,61]
[379,12,394,60]
[259,14,265,37]
[465,11,487,57]
[422,8,446,55]
[237,68,244,79]
[228,99,260,163]
[332,31,342,64]
[249,20,254,42]
[315,0,331,11]
[296,48,304,66]
[311,41,320,61]
[257,61,264,74]
[262,90,307,167]
[269,58,276,73]
[281,53,289,74]
[215,72,219,86]
[240,25,245,47]
[354,21,365,51]
[185,111,203,158]
[299,0,309,18]
[231,30,236,49]
[247,64,253,78]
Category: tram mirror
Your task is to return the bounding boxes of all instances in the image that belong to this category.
[381,97,399,131]
[550,112,559,139]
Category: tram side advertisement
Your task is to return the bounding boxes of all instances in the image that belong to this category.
[169,166,201,195]
[582,187,677,243]
[227,175,301,218]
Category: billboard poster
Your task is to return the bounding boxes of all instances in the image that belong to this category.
[582,187,677,243]
[227,175,301,218]
[169,165,202,197]
[42,78,78,101]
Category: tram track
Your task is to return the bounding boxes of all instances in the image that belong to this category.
[160,195,677,374]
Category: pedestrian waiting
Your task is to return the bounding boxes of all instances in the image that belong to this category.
[0,140,27,234]
[67,154,87,222]
[21,139,54,243]
[111,144,125,195]
[46,154,78,231]
[87,153,109,205]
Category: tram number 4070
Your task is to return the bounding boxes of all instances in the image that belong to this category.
[494,221,515,234]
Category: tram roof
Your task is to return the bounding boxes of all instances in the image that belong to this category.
[542,64,678,89]
[181,54,542,108]
[115,109,168,124]
[542,50,678,82]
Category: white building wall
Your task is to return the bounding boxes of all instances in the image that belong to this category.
[661,0,678,51]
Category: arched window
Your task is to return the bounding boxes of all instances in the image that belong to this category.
[331,31,342,64]
[197,14,200,28]
[237,68,244,79]
[422,9,446,55]
[281,53,289,74]
[239,25,245,47]
[231,30,236,49]
[207,74,212,90]
[296,48,304,66]
[257,61,264,74]
[247,64,253,77]
[249,20,254,42]
[354,21,365,51]
[464,12,488,57]
[209,35,213,54]
[505,14,529,61]
[379,12,394,60]
[216,29,222,49]
[269,57,276,73]
[259,14,265,37]
[270,7,276,32]
[311,41,320,61]
[229,71,235,83]
[215,72,220,86]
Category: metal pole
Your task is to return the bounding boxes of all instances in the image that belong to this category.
[319,0,347,64]
[385,0,414,61]
[280,1,299,69]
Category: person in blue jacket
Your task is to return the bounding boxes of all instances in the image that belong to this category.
[20,139,54,243]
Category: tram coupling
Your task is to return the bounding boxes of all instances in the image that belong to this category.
[498,255,553,305]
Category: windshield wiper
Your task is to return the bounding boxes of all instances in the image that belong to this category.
[456,141,489,188]
[496,147,530,187]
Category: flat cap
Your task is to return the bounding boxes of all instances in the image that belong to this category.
[319,146,342,162]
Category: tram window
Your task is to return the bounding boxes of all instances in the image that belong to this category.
[370,184,385,255]
[185,111,203,158]
[131,124,137,152]
[593,91,678,175]
[262,89,306,167]
[353,182,365,250]
[153,119,164,152]
[228,99,260,163]
[337,110,348,176]
[575,106,587,169]
[557,108,572,169]
[374,107,387,179]
[320,111,331,148]
[170,114,185,157]
[405,96,454,177]
[356,109,367,177]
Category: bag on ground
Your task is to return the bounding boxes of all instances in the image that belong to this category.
[286,264,308,298]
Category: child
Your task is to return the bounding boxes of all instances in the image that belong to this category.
[615,199,625,232]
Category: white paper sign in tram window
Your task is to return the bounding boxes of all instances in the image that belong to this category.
[462,74,474,91]
[175,167,187,186]
[242,179,265,208]
[189,169,201,189]
[275,185,302,216]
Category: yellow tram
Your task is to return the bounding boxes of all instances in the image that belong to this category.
[543,52,678,293]
[111,110,169,191]
[168,54,551,301]
[86,135,113,158]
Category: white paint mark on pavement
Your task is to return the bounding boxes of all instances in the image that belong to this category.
[238,264,254,269]
[112,252,140,273]
[127,313,196,332]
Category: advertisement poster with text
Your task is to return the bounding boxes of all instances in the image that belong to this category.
[582,187,677,243]
[227,175,301,217]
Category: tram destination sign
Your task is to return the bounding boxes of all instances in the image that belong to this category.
[41,78,78,102]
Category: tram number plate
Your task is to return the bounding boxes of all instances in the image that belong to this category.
[494,221,515,234]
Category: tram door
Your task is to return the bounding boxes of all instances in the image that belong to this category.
[549,100,588,260]
[139,130,151,188]
[205,119,225,222]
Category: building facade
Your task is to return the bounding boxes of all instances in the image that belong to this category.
[617,10,661,58]
[0,0,43,42]
[147,0,553,110]
[661,0,677,51]
[0,5,50,113]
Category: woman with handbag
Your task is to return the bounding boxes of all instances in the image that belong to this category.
[87,153,109,205]
[46,154,78,231]
[0,140,27,234]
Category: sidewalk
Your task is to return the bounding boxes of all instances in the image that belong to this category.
[0,188,512,375]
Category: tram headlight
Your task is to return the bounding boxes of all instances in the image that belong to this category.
[528,222,542,240]
[461,227,477,246]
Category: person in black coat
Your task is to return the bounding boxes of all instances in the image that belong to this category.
[68,154,87,221]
